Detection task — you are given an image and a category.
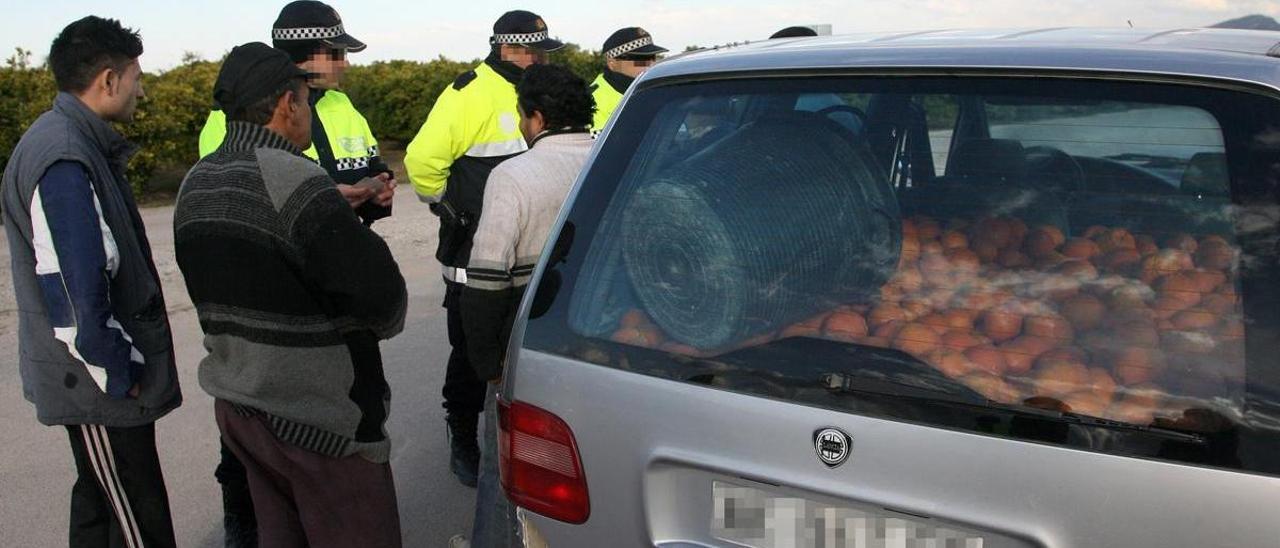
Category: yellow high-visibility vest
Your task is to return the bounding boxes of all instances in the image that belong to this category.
[590,73,624,133]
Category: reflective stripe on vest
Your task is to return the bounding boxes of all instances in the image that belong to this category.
[465,138,526,157]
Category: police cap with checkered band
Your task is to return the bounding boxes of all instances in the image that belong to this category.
[490,10,564,51]
[272,1,366,53]
[603,27,668,61]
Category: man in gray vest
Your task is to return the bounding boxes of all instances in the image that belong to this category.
[1,16,181,548]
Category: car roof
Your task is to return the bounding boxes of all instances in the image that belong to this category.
[643,28,1280,92]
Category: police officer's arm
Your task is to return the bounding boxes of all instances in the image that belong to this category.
[366,141,393,180]
[351,108,395,222]
[404,86,466,204]
[197,110,227,159]
[461,169,523,381]
[352,108,393,179]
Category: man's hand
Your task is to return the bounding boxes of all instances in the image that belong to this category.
[372,172,397,207]
[127,384,140,398]
[338,184,374,208]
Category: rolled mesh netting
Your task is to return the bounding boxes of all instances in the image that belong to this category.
[621,115,900,350]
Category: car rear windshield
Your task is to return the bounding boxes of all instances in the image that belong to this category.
[522,74,1280,476]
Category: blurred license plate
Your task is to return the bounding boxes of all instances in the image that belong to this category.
[712,482,985,548]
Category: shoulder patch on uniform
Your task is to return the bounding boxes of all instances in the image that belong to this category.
[453,70,478,91]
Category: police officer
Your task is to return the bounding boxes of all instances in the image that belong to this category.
[404,9,562,488]
[194,3,394,546]
[591,27,667,133]
[198,0,396,226]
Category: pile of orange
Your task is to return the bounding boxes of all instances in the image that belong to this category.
[609,215,1245,427]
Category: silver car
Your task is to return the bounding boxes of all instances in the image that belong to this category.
[501,28,1280,547]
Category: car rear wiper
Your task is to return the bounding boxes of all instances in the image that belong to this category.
[678,339,978,401]
[822,372,1208,445]
[1104,153,1185,167]
[680,336,1005,401]
[819,371,990,407]
[679,362,809,398]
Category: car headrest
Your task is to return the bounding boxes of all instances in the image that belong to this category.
[1181,152,1229,197]
[949,138,1028,184]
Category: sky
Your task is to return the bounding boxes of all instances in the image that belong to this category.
[5,0,1280,70]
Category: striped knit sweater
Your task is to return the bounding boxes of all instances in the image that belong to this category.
[462,131,595,381]
[174,122,407,462]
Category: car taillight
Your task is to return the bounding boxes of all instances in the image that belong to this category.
[498,398,590,524]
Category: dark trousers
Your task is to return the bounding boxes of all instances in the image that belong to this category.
[443,279,487,418]
[215,400,402,548]
[65,423,177,548]
[216,440,257,548]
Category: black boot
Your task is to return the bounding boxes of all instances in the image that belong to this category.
[446,413,480,488]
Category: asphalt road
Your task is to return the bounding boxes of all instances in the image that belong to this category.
[0,188,477,547]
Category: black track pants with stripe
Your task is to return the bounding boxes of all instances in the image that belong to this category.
[65,423,177,548]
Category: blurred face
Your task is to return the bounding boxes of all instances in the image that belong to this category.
[607,56,657,78]
[104,58,145,123]
[500,45,547,69]
[301,48,348,89]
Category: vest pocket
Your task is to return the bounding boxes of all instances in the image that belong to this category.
[120,296,172,359]
[130,294,164,322]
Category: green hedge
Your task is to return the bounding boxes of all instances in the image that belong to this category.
[342,57,475,144]
[127,56,221,189]
[0,45,606,193]
[0,50,57,180]
[550,43,607,86]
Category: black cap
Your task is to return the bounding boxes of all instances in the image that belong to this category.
[272,1,366,53]
[213,42,308,112]
[490,10,563,51]
[770,26,819,39]
[603,27,668,60]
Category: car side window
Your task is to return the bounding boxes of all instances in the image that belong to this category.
[985,101,1228,196]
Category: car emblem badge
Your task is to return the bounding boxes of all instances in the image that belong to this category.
[814,428,852,468]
